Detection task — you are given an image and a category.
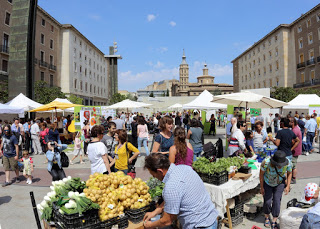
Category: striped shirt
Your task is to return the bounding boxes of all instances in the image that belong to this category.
[163,164,218,228]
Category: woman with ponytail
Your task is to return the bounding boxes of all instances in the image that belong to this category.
[169,126,194,166]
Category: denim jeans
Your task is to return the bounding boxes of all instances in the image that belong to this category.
[299,213,320,229]
[198,220,218,229]
[274,127,278,134]
[138,137,149,156]
[114,168,128,175]
[193,146,203,161]
[306,132,315,152]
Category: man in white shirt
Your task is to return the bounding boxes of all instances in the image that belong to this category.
[30,120,43,155]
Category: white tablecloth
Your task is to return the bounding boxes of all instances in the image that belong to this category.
[204,163,261,216]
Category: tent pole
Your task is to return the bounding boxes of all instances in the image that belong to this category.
[245,101,248,130]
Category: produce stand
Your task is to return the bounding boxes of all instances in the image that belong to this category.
[204,162,261,229]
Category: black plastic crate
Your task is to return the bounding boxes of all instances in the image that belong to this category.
[225,214,244,228]
[230,202,244,218]
[206,171,229,186]
[52,202,100,229]
[238,166,252,174]
[100,214,129,229]
[245,207,262,220]
[126,201,155,223]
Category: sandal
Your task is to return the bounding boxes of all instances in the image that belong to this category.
[2,181,12,187]
[264,217,271,228]
[271,222,279,229]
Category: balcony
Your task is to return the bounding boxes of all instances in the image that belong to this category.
[0,45,9,54]
[297,62,306,69]
[34,58,38,65]
[293,79,320,88]
[39,60,48,68]
[306,58,316,66]
[49,64,56,71]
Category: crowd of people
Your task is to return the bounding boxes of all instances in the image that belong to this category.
[1,109,320,228]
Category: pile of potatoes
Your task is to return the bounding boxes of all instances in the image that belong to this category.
[83,171,152,221]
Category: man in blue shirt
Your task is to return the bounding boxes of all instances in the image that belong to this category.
[143,154,219,229]
[304,114,318,154]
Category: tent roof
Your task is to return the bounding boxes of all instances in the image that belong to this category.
[0,103,24,115]
[283,94,320,109]
[183,90,227,109]
[107,99,152,109]
[6,93,43,112]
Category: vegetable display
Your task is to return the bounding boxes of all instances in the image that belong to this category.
[193,156,245,174]
[146,177,165,199]
[84,171,152,222]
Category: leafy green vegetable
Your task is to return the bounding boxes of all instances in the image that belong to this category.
[147,177,165,199]
[192,156,245,175]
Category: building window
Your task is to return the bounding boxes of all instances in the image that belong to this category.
[318,28,320,40]
[50,39,53,49]
[73,48,76,57]
[40,71,44,81]
[258,57,260,64]
[5,12,10,26]
[89,59,91,66]
[276,61,279,70]
[268,39,271,46]
[50,74,53,87]
[258,69,261,76]
[51,25,54,32]
[80,81,83,90]
[309,49,314,61]
[245,75,247,82]
[85,68,87,76]
[258,47,260,53]
[301,72,305,83]
[298,38,303,49]
[298,25,302,33]
[253,71,256,79]
[94,86,96,94]
[49,55,53,65]
[74,62,77,72]
[40,51,45,61]
[249,73,251,81]
[275,35,278,41]
[264,67,266,74]
[276,78,279,86]
[258,82,261,88]
[8,0,12,3]
[242,76,243,82]
[79,52,82,59]
[307,19,311,28]
[269,79,272,87]
[263,43,265,49]
[245,65,247,71]
[253,60,255,66]
[3,33,9,50]
[253,50,255,56]
[269,51,272,58]
[263,54,266,61]
[74,36,77,42]
[80,41,82,47]
[317,13,320,22]
[90,84,92,93]
[299,54,304,63]
[249,63,251,69]
[269,64,272,73]
[85,83,88,92]
[79,65,82,73]
[41,18,46,27]
[275,47,278,56]
[41,34,45,45]
[308,33,313,44]
[2,60,8,72]
[74,79,77,89]
[311,70,315,84]
[263,81,266,88]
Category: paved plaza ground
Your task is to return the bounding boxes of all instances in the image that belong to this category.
[0,127,319,228]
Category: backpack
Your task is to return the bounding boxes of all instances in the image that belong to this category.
[60,151,69,167]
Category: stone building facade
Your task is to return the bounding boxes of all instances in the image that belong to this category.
[172,51,233,96]
[232,3,320,92]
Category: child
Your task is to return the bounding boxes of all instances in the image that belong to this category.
[245,131,254,156]
[70,132,84,164]
[20,150,34,184]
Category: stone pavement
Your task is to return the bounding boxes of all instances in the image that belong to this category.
[0,127,319,228]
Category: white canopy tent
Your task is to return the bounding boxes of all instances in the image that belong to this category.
[183,90,227,110]
[0,103,24,116]
[168,103,183,109]
[283,94,320,109]
[6,93,43,112]
[53,98,74,113]
[107,99,152,110]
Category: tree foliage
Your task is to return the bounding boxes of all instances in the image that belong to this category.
[149,92,154,97]
[34,80,66,104]
[109,93,126,105]
[126,93,137,101]
[68,94,83,105]
[211,89,222,96]
[0,80,8,103]
[271,86,320,102]
[166,89,169,96]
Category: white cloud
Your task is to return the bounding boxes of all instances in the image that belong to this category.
[146,61,164,68]
[147,14,156,22]
[158,47,168,53]
[189,61,232,80]
[88,14,101,21]
[169,21,176,27]
[119,67,179,91]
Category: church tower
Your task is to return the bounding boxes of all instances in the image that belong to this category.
[179,49,189,96]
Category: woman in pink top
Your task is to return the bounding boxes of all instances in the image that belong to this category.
[70,131,84,164]
[137,116,150,156]
[290,117,302,184]
[169,126,194,166]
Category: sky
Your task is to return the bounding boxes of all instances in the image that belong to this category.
[38,0,319,92]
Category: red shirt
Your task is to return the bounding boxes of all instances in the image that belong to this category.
[292,125,302,156]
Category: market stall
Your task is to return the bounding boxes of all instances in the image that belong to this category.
[36,172,163,229]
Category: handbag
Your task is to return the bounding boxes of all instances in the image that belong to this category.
[126,143,136,178]
[275,166,287,188]
[60,151,69,168]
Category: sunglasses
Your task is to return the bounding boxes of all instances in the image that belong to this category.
[4,130,9,132]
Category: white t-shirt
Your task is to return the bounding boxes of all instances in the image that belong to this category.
[87,142,107,174]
